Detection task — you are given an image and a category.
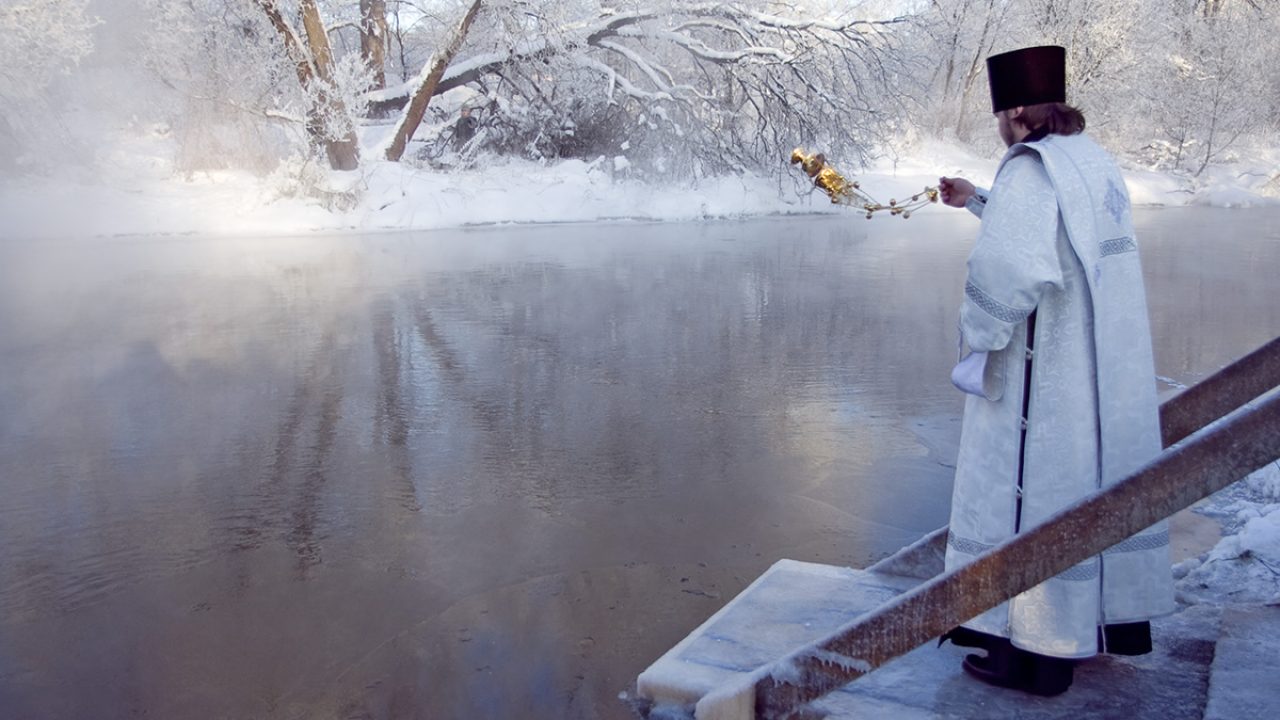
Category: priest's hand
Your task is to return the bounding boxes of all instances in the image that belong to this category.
[938,177,975,208]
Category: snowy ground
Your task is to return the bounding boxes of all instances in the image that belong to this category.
[1,125,1277,611]
[2,126,1278,242]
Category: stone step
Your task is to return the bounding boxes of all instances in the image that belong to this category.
[1203,605,1280,720]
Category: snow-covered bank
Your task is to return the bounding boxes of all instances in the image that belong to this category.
[3,134,1278,241]
[1176,460,1280,606]
[0,156,811,241]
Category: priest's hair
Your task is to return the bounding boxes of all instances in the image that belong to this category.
[1019,103,1086,136]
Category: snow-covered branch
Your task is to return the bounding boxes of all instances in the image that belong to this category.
[616,27,791,64]
[355,1,910,174]
[574,56,675,102]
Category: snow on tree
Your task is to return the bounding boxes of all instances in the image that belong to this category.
[372,1,914,176]
[12,0,1275,185]
[254,0,363,170]
[360,0,390,89]
[137,1,305,174]
[1132,1,1280,174]
[903,0,1279,174]
[135,0,373,173]
[0,0,97,100]
[381,0,483,161]
[132,1,914,177]
[905,0,1013,142]
[0,0,99,169]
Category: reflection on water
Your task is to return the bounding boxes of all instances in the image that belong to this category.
[0,208,1277,719]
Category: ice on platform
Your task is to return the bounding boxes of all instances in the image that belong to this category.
[635,559,919,709]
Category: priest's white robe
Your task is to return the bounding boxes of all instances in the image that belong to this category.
[944,132,1175,659]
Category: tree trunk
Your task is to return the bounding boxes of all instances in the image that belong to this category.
[956,0,999,140]
[360,0,389,90]
[384,0,484,162]
[254,0,359,171]
[299,0,359,170]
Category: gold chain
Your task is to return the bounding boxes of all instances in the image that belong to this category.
[790,148,939,219]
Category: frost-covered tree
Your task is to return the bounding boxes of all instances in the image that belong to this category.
[907,0,1011,141]
[1136,1,1279,174]
[0,0,98,169]
[253,0,365,169]
[11,0,1279,185]
[376,1,913,176]
[380,0,482,161]
[141,0,485,171]
[901,0,1279,171]
[139,1,302,173]
[51,1,915,179]
[138,0,378,172]
[360,0,390,88]
[0,0,97,100]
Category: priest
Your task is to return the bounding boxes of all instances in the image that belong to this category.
[934,45,1174,696]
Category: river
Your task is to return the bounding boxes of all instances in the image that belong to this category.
[1,207,1277,719]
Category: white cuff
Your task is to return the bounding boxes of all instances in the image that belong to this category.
[965,187,990,218]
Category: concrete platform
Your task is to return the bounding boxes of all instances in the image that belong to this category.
[631,518,1275,719]
[635,560,921,709]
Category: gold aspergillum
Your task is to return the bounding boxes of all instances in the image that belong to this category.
[790,147,939,219]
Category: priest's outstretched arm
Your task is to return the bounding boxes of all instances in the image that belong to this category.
[959,154,1063,354]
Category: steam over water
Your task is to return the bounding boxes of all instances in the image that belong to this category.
[1,208,1277,719]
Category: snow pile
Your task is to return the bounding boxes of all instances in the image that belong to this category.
[1175,461,1280,606]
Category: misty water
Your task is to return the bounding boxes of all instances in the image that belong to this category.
[1,207,1277,720]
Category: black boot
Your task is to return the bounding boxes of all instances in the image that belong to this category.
[1022,652,1074,697]
[939,626,999,650]
[961,637,1027,691]
[1098,621,1152,656]
[961,640,1074,697]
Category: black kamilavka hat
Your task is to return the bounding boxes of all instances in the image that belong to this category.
[987,45,1066,113]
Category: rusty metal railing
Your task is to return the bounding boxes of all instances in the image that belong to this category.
[641,336,1280,720]
[1159,336,1280,447]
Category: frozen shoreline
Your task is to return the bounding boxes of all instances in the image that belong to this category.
[2,136,1278,242]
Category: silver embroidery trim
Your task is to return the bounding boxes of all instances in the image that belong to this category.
[1055,559,1100,581]
[965,280,1032,324]
[950,532,1100,581]
[947,532,995,556]
[1100,237,1137,257]
[1104,529,1170,554]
